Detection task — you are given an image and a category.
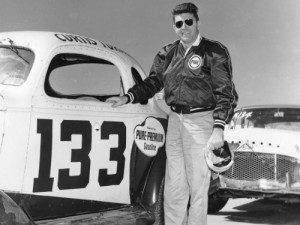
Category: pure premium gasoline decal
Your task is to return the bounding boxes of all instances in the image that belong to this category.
[134,117,165,157]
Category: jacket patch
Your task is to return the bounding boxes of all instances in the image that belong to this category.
[188,55,202,70]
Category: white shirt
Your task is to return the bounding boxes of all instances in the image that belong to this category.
[180,32,202,57]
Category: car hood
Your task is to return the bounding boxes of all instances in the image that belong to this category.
[225,128,300,159]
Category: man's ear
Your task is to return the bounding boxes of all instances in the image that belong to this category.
[196,20,201,29]
[173,24,177,32]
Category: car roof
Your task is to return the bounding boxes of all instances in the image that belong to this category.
[0,31,136,63]
[236,104,300,111]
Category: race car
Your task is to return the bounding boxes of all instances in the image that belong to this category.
[0,31,168,224]
[209,105,300,212]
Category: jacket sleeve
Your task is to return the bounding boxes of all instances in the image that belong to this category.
[210,43,238,129]
[127,46,169,104]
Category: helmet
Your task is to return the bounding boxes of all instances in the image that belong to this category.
[205,141,233,173]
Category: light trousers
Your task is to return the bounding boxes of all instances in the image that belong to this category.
[164,111,213,225]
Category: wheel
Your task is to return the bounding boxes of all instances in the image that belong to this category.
[207,193,228,214]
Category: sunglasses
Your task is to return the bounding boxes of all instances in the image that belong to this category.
[175,19,194,29]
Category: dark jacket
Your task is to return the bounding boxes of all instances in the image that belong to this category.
[127,37,238,129]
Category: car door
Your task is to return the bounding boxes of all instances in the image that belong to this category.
[21,50,155,219]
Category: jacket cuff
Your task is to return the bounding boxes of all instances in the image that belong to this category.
[125,92,134,103]
[213,119,226,130]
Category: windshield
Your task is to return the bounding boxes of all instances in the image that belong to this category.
[229,107,300,131]
[0,46,34,86]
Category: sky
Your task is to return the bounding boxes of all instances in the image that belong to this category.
[0,0,299,108]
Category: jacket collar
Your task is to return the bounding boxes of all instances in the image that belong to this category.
[179,32,202,47]
[180,32,202,56]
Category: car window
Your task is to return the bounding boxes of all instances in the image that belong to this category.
[45,54,124,101]
[0,46,34,86]
[229,107,300,131]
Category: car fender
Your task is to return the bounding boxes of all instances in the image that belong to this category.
[140,146,166,210]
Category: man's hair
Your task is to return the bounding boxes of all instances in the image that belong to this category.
[172,2,199,22]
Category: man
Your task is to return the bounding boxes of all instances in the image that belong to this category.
[106,2,238,224]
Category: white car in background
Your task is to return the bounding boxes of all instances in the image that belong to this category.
[209,105,300,213]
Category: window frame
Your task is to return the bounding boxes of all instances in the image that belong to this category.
[44,53,124,102]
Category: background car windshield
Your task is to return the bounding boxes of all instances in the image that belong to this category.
[229,107,300,131]
[0,47,34,86]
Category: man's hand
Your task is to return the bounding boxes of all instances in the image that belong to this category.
[105,96,129,107]
[206,127,224,151]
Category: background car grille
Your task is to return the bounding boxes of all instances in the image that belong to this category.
[224,152,300,183]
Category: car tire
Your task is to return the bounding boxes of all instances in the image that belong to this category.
[207,193,228,214]
[153,178,164,225]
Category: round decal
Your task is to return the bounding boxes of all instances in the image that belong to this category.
[134,117,166,157]
[188,55,202,69]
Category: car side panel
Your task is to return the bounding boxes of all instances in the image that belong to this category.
[8,99,166,220]
[0,109,31,192]
[23,106,140,202]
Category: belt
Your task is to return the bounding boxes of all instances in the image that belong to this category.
[170,105,214,114]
